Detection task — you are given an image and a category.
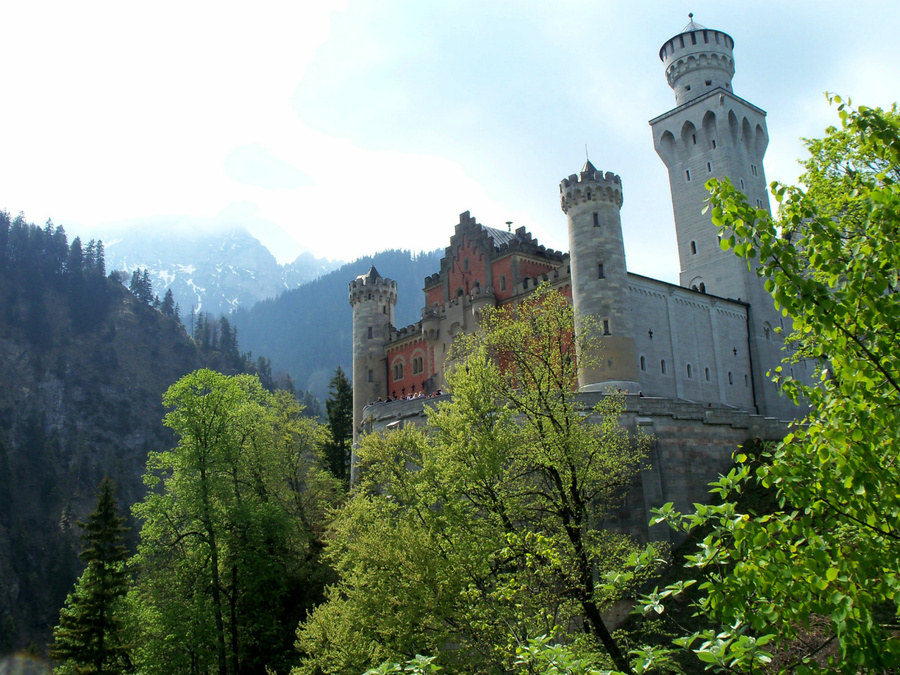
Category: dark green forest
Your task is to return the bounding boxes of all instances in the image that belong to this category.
[0,211,322,659]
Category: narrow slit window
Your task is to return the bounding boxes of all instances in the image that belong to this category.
[712,139,717,149]
[593,212,599,227]
[686,169,691,182]
[661,359,667,375]
[598,263,605,279]
[707,161,712,172]
[603,319,610,335]
[368,326,373,339]
[691,241,697,255]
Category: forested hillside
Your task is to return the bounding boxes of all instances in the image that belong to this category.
[0,211,288,653]
[232,249,443,399]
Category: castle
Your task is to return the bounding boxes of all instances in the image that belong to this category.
[348,18,809,499]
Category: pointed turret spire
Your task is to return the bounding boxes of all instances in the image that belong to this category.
[358,265,382,282]
[681,12,706,33]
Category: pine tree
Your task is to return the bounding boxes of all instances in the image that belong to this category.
[324,366,353,482]
[160,289,175,319]
[51,477,131,674]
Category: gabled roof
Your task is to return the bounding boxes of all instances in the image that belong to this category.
[481,225,530,248]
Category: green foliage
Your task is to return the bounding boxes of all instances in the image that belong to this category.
[51,477,132,674]
[127,370,340,675]
[297,287,656,675]
[324,366,353,482]
[642,98,900,671]
[128,269,153,306]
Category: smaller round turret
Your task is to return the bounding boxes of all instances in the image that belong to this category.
[561,161,639,392]
[659,15,735,106]
[349,266,397,480]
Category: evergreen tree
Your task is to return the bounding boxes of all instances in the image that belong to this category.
[324,366,353,482]
[94,240,106,278]
[160,289,175,319]
[218,316,237,360]
[67,237,84,277]
[140,270,151,304]
[51,477,131,674]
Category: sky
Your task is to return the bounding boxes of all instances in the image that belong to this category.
[2,1,899,284]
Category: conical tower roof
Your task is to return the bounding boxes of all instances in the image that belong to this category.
[357,265,382,282]
[681,13,706,33]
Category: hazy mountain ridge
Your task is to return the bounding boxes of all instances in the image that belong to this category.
[232,249,444,402]
[101,225,343,317]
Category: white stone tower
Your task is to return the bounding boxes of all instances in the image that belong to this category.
[348,266,397,450]
[649,16,792,417]
[561,161,640,392]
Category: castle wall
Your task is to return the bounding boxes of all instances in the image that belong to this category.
[425,285,443,307]
[386,336,435,398]
[360,392,790,546]
[628,273,757,410]
[447,237,489,297]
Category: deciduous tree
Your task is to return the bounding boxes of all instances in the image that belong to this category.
[128,370,338,675]
[297,287,656,674]
[646,98,900,671]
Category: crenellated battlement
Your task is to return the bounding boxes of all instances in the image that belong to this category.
[560,163,623,214]
[348,267,398,307]
[658,22,735,106]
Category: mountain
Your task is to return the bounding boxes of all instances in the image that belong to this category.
[99,224,342,317]
[0,213,286,654]
[232,249,443,402]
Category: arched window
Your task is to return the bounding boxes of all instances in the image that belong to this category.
[393,361,404,381]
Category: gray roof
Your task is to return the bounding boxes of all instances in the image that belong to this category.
[481,225,523,248]
[357,265,382,282]
[681,14,706,33]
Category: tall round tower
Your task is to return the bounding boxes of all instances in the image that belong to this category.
[561,161,640,392]
[660,15,735,106]
[348,266,397,448]
[650,18,795,418]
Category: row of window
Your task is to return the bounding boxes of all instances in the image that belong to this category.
[391,355,425,382]
[686,163,758,184]
[640,355,748,386]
